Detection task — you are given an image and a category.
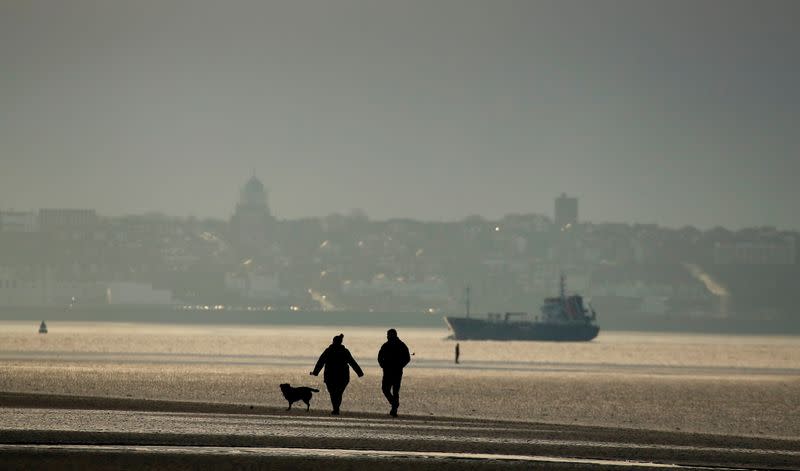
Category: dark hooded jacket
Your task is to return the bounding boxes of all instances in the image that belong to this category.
[378,337,411,373]
[312,343,363,385]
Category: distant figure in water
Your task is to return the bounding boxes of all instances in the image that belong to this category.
[378,328,411,417]
[310,333,363,415]
[454,343,460,364]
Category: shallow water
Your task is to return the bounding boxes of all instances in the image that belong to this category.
[1,322,799,371]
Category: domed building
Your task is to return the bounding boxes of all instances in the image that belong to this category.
[230,175,274,255]
[240,176,268,208]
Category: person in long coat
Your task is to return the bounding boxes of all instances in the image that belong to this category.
[311,333,363,415]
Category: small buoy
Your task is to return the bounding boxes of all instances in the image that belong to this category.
[38,321,48,334]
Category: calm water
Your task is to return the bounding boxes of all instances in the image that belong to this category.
[2,321,799,373]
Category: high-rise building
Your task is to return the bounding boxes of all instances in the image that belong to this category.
[554,193,578,229]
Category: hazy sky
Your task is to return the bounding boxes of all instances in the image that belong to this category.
[1,1,798,229]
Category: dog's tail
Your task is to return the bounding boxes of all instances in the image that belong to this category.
[310,388,320,392]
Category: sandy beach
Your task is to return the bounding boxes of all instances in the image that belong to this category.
[2,360,800,439]
[1,322,799,468]
[2,391,800,470]
[2,322,799,438]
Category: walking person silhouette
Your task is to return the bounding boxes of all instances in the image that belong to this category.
[311,333,363,415]
[378,328,410,417]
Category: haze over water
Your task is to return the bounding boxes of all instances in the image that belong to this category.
[2,3,800,468]
[2,1,799,228]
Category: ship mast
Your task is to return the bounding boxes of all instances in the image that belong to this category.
[559,273,566,300]
[465,285,471,318]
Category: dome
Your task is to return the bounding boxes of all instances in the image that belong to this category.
[239,175,268,209]
[244,176,264,193]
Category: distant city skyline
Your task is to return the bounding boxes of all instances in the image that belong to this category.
[2,1,798,230]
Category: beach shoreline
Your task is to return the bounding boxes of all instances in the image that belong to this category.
[2,359,798,439]
[2,322,799,468]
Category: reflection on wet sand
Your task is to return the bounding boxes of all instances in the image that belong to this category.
[1,322,799,438]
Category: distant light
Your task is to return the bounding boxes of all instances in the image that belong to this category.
[357,240,364,247]
[320,240,329,248]
[494,226,500,232]
[415,249,424,256]
[320,270,327,277]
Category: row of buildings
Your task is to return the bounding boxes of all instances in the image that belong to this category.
[1,179,798,319]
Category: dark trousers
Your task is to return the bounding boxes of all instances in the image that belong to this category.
[326,380,348,412]
[381,370,403,408]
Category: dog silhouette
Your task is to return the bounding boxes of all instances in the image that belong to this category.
[279,383,319,411]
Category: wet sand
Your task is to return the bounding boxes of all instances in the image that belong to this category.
[1,360,799,439]
[2,323,799,468]
[2,391,800,470]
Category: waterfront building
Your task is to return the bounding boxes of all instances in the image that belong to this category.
[713,237,796,265]
[0,210,37,232]
[38,209,98,232]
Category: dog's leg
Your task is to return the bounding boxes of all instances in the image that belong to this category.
[287,401,292,411]
[304,399,310,411]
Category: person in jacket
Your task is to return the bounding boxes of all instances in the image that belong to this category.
[310,333,363,415]
[377,328,410,417]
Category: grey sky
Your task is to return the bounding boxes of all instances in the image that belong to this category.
[1,1,798,229]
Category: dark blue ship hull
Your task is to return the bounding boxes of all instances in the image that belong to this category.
[444,316,599,341]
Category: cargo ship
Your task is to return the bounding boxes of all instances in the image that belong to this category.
[444,276,599,341]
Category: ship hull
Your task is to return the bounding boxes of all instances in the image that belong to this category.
[444,316,599,341]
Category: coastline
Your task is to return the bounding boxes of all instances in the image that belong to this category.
[2,321,799,468]
[3,304,800,335]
